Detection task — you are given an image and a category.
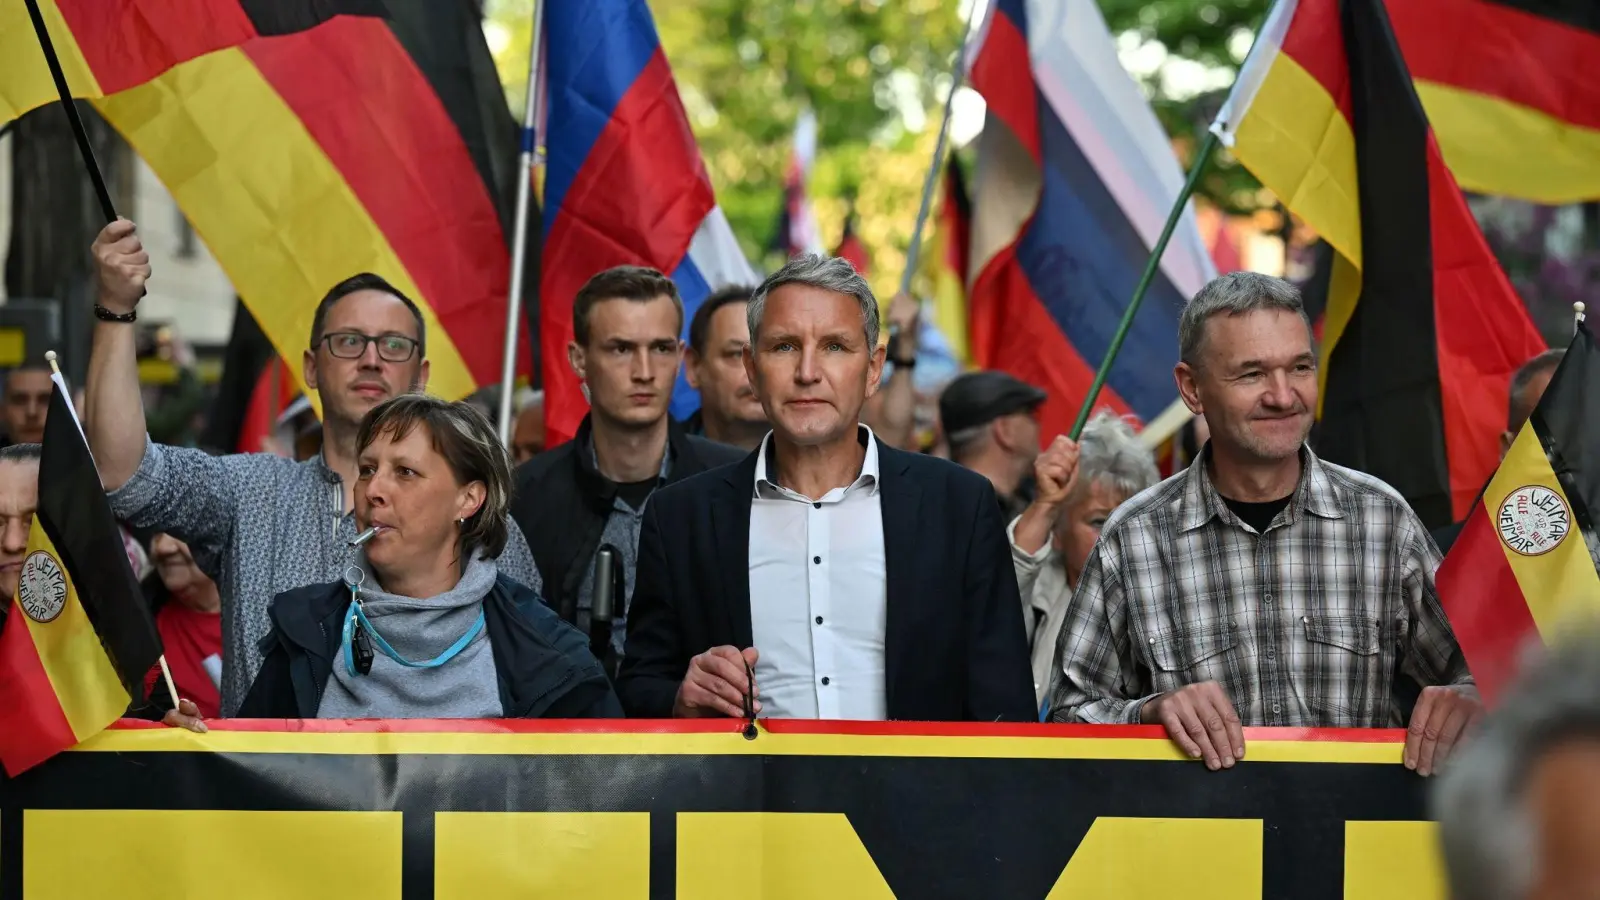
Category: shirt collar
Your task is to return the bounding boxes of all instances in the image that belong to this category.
[753,425,880,498]
[1177,443,1344,533]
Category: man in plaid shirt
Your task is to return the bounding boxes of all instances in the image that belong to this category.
[1048,272,1480,777]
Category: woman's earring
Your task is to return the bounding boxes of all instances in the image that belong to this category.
[457,517,465,527]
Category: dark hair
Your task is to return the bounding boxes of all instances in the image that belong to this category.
[572,266,682,346]
[8,358,52,377]
[356,395,511,560]
[688,285,754,354]
[309,273,427,358]
[1508,348,1565,432]
[0,443,41,464]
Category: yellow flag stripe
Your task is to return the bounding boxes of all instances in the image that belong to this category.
[17,520,129,742]
[0,0,103,121]
[1226,51,1364,412]
[1485,426,1600,638]
[1420,81,1600,206]
[91,49,476,410]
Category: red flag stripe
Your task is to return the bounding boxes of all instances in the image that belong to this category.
[243,18,522,388]
[0,602,79,776]
[1393,0,1600,130]
[54,0,258,94]
[1435,504,1542,707]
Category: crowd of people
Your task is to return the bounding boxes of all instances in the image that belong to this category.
[0,217,1588,893]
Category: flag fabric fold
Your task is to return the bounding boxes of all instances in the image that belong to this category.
[0,1,530,409]
[541,0,757,440]
[922,157,973,367]
[0,374,162,776]
[1436,323,1600,703]
[1214,0,1547,531]
[967,0,1215,444]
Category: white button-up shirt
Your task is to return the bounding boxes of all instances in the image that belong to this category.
[748,427,888,720]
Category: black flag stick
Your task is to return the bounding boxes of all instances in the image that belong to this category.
[22,0,117,222]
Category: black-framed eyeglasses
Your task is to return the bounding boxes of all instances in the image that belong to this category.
[319,332,419,363]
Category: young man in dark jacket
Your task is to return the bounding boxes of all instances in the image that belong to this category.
[512,267,744,667]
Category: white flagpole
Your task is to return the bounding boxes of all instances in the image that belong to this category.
[898,5,980,296]
[497,2,546,446]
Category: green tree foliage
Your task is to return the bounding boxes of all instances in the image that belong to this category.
[1097,0,1273,213]
[486,0,964,292]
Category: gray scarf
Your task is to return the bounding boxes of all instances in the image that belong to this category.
[317,553,503,719]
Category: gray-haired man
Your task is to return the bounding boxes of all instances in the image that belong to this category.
[1434,630,1600,900]
[1049,272,1479,773]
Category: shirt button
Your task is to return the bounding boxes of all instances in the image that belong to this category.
[813,556,821,564]
[815,616,823,625]
[1266,650,1276,660]
[821,677,831,686]
[1148,637,1155,645]
[1272,703,1281,713]
[1264,592,1274,604]
[813,501,821,509]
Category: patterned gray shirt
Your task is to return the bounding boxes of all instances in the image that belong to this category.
[108,438,541,716]
[571,438,673,658]
[1047,446,1472,728]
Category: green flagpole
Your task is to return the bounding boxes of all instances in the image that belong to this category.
[1067,129,1220,440]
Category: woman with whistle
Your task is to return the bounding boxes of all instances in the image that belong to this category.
[166,395,619,727]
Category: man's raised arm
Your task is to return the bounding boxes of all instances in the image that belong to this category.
[86,219,152,491]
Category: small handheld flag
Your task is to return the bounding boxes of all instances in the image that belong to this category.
[1436,322,1600,704]
[0,362,162,775]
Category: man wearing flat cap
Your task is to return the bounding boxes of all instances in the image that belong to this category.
[940,371,1047,521]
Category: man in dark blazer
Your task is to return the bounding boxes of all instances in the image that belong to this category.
[617,254,1035,723]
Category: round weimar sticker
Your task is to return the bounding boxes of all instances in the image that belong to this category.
[1497,485,1571,556]
[18,550,68,623]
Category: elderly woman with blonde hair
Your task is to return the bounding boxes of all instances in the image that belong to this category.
[1009,411,1160,707]
[191,394,620,721]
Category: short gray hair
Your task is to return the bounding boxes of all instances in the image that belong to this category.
[1069,412,1159,505]
[1178,272,1310,366]
[748,254,880,350]
[1432,628,1600,900]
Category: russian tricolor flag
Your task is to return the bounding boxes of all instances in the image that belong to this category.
[541,0,757,443]
[968,0,1217,441]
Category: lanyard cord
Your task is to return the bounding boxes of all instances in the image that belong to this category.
[342,594,486,677]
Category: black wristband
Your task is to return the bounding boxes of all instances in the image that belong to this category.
[891,357,916,369]
[93,304,137,323]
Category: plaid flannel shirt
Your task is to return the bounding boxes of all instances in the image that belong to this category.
[1047,446,1472,728]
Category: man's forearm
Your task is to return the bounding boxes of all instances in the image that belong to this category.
[872,371,917,450]
[86,320,150,491]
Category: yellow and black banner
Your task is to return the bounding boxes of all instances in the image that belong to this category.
[0,720,1444,898]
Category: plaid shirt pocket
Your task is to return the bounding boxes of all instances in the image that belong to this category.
[1147,620,1241,696]
[1301,614,1388,726]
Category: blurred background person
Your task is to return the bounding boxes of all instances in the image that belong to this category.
[1435,628,1600,900]
[1009,412,1158,706]
[683,284,767,451]
[511,388,546,465]
[2,359,52,447]
[228,395,619,721]
[514,267,741,665]
[940,369,1047,520]
[1433,347,1564,554]
[142,532,224,718]
[0,443,40,631]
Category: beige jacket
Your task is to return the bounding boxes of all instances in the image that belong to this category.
[1007,516,1074,709]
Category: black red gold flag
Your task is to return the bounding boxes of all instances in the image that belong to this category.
[0,1,531,407]
[1215,0,1548,530]
[0,374,162,775]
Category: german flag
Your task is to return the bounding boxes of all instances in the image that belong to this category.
[1391,0,1600,204]
[0,373,162,776]
[1436,323,1600,703]
[200,299,299,454]
[1214,0,1548,531]
[0,1,530,408]
[921,157,972,367]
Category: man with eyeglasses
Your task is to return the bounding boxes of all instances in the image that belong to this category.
[83,220,541,716]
